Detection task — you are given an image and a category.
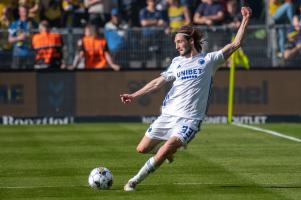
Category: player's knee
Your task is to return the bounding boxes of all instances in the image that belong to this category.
[136,146,148,154]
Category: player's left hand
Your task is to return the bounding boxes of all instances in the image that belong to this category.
[241,7,252,19]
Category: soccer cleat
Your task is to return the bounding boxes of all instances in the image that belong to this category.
[124,180,137,191]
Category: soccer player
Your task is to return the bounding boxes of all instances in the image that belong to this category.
[120,6,252,191]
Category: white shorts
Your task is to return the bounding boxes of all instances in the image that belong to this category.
[145,114,202,145]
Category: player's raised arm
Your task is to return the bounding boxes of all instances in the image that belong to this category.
[120,76,167,104]
[221,7,252,60]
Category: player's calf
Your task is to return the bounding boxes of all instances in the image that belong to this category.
[154,138,182,167]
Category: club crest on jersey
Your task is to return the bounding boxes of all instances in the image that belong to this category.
[198,59,205,65]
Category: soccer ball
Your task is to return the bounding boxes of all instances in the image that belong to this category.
[88,166,113,189]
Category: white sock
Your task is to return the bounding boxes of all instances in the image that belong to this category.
[131,157,156,183]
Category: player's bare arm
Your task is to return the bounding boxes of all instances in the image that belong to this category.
[193,13,206,24]
[120,76,167,104]
[105,52,120,71]
[221,7,252,60]
[284,43,301,59]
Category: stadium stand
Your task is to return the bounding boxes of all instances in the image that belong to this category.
[0,0,300,69]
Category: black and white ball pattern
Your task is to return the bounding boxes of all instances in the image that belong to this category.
[88,167,113,189]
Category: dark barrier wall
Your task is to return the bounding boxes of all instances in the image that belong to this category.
[0,70,300,117]
[211,70,301,115]
[0,73,37,116]
[76,72,168,116]
[37,73,75,116]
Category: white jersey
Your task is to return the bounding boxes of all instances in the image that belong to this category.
[160,50,224,120]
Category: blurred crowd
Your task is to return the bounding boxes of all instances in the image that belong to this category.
[0,0,300,70]
[0,0,252,29]
[269,0,301,60]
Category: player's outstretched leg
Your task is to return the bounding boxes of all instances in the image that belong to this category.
[124,157,156,191]
[124,136,182,191]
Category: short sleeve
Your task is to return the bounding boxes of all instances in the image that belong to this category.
[214,4,224,13]
[205,50,225,73]
[160,65,175,82]
[139,9,146,21]
[8,23,15,37]
[195,4,205,15]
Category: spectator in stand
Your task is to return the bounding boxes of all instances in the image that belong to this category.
[181,0,199,19]
[104,8,128,67]
[0,1,11,24]
[140,0,166,32]
[118,0,146,27]
[72,24,120,70]
[293,1,301,31]
[11,0,20,19]
[270,0,295,28]
[0,5,11,29]
[193,0,225,26]
[283,28,301,59]
[269,0,282,17]
[1,1,19,53]
[0,4,14,53]
[166,0,191,33]
[8,5,37,69]
[103,1,117,24]
[156,0,168,12]
[0,0,19,21]
[40,0,63,28]
[139,0,166,66]
[270,0,295,57]
[18,0,40,22]
[32,20,64,69]
[223,0,241,29]
[62,0,79,27]
[85,0,109,28]
[0,1,18,24]
[62,0,86,27]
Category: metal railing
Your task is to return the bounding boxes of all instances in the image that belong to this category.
[0,25,300,69]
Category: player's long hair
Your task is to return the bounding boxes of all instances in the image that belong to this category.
[176,25,205,53]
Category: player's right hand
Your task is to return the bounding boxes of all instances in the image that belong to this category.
[120,94,133,104]
[241,7,252,19]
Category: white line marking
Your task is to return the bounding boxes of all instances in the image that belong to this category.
[174,183,203,185]
[0,184,161,189]
[2,183,299,189]
[232,122,301,143]
[0,185,87,189]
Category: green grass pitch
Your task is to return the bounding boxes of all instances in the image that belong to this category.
[0,123,301,200]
